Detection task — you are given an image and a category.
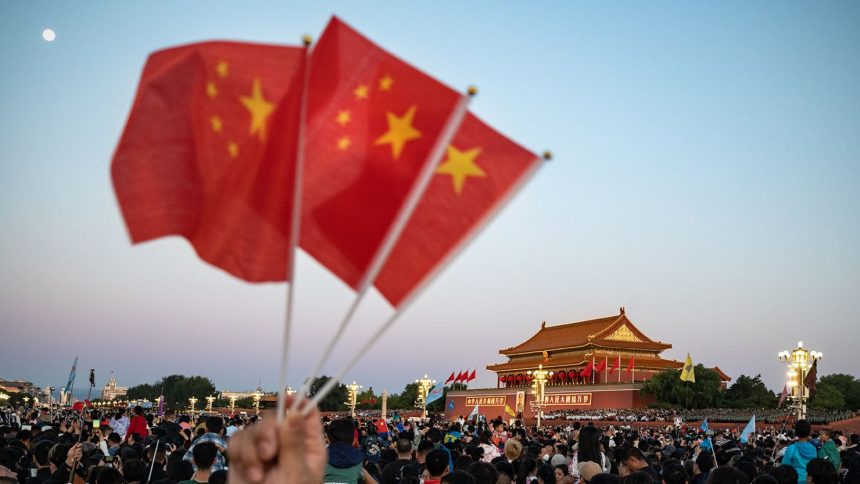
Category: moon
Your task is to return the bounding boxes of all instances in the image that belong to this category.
[42,28,56,42]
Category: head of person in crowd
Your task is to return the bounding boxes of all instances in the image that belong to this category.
[767,464,797,484]
[663,460,688,484]
[593,474,622,484]
[554,463,570,482]
[696,451,715,476]
[805,458,837,484]
[505,438,523,462]
[468,461,499,484]
[441,469,476,484]
[707,466,750,484]
[579,426,604,465]
[205,415,223,436]
[426,448,450,480]
[579,461,603,484]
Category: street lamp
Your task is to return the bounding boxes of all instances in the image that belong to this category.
[414,375,436,420]
[23,396,30,408]
[252,391,263,416]
[206,396,216,413]
[778,341,822,420]
[345,382,362,418]
[229,395,238,416]
[527,365,554,429]
[189,397,198,414]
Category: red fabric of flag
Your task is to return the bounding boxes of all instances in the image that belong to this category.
[455,370,465,383]
[595,357,607,373]
[445,372,455,385]
[374,112,540,306]
[300,17,464,290]
[579,360,594,378]
[610,355,621,372]
[112,42,306,282]
[467,369,477,382]
[626,356,635,374]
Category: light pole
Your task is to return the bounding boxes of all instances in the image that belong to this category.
[23,396,30,408]
[527,364,554,429]
[206,396,216,413]
[189,397,198,414]
[414,375,436,420]
[229,395,238,416]
[252,391,263,415]
[778,341,822,421]
[345,382,362,418]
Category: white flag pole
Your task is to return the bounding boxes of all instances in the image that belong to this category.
[275,37,313,421]
[306,151,547,412]
[293,90,473,409]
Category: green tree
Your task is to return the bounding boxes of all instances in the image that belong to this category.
[127,375,216,410]
[356,387,378,409]
[818,374,860,410]
[724,374,777,408]
[809,383,846,410]
[641,365,724,408]
[307,376,347,411]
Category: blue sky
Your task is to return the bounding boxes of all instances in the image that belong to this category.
[1,1,858,396]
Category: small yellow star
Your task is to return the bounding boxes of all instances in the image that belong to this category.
[227,141,239,158]
[354,84,369,99]
[436,145,486,194]
[216,60,229,78]
[378,75,394,91]
[336,110,351,126]
[374,105,422,160]
[210,116,223,132]
[206,82,218,98]
[337,136,351,150]
[240,78,275,142]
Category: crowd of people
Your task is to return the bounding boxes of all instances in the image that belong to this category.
[539,409,854,425]
[0,401,858,484]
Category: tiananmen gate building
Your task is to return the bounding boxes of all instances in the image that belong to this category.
[444,308,730,420]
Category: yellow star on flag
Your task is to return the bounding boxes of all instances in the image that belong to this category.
[216,60,229,78]
[378,75,394,91]
[210,116,223,132]
[337,136,351,150]
[206,82,218,99]
[436,145,486,194]
[240,78,275,142]
[354,84,369,99]
[374,105,421,160]
[227,141,239,158]
[336,110,351,126]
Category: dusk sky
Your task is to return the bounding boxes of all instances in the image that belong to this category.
[1,2,858,397]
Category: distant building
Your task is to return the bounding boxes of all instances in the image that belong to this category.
[0,379,45,398]
[101,372,128,401]
[445,308,731,420]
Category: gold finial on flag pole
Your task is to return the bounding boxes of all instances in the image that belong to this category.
[467,85,478,97]
[542,150,553,160]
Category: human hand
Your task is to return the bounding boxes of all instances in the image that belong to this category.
[65,443,82,468]
[227,398,325,484]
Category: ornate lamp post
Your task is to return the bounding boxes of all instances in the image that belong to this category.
[206,396,216,413]
[527,364,554,429]
[414,375,436,420]
[229,395,238,416]
[188,397,198,414]
[23,396,30,408]
[252,391,263,415]
[345,382,362,418]
[778,341,822,420]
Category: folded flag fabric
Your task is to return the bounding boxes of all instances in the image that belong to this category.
[425,383,445,405]
[740,415,756,444]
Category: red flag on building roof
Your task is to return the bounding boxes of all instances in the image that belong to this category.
[112,41,306,282]
[299,16,466,291]
[455,370,466,383]
[595,357,607,373]
[467,369,477,382]
[626,356,635,375]
[445,371,456,385]
[373,112,542,307]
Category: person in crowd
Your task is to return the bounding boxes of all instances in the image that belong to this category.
[816,430,840,471]
[620,448,659,483]
[324,417,375,484]
[781,420,817,484]
[179,442,217,484]
[183,416,228,472]
[381,437,419,484]
[692,451,715,484]
[423,449,451,484]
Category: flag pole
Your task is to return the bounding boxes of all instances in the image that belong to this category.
[294,88,474,408]
[275,35,313,421]
[305,150,547,413]
[69,370,95,484]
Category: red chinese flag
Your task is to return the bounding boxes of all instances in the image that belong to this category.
[595,357,607,373]
[579,360,594,378]
[610,355,621,372]
[300,17,464,290]
[374,113,541,306]
[445,372,456,385]
[627,356,635,374]
[467,369,477,382]
[112,42,306,281]
[455,370,465,383]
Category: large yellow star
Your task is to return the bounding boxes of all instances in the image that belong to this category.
[436,145,486,194]
[374,105,421,160]
[240,78,275,142]
[378,75,394,91]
